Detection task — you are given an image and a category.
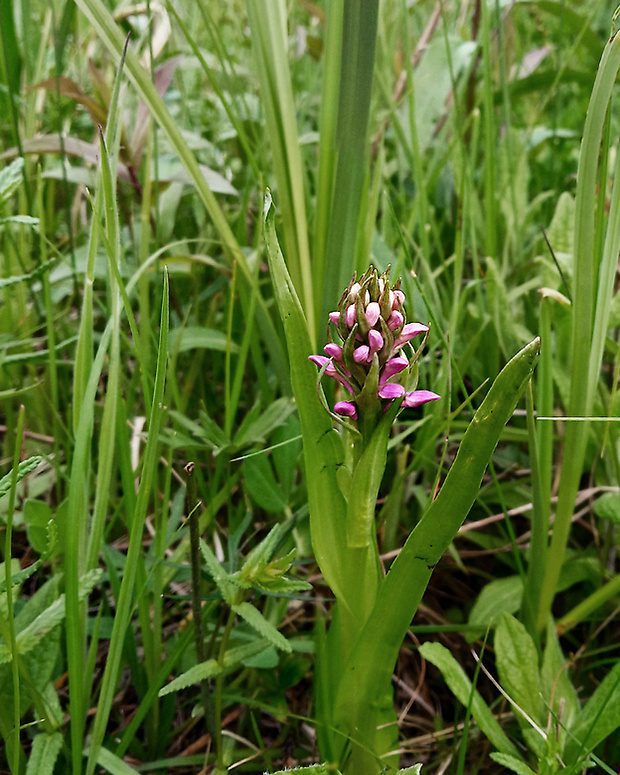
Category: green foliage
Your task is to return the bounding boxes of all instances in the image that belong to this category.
[2,0,620,771]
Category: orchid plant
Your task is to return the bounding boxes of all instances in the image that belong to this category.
[264,191,540,774]
[309,268,440,431]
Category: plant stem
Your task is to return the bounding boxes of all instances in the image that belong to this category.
[5,406,26,775]
[186,462,215,737]
[215,608,236,772]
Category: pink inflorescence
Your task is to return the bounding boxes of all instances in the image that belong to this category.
[309,268,440,421]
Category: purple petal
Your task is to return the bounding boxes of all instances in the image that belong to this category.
[345,304,356,328]
[329,311,340,326]
[324,343,343,361]
[378,383,405,400]
[380,356,409,384]
[387,310,404,331]
[309,355,329,368]
[402,390,441,408]
[334,401,357,419]
[368,329,383,352]
[392,290,405,308]
[394,323,429,349]
[365,301,381,327]
[353,345,370,363]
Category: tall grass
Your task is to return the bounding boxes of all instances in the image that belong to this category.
[1,1,620,772]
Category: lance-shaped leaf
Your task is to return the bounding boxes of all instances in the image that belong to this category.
[333,338,540,755]
[264,192,351,606]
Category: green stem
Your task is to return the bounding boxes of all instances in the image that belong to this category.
[215,609,236,772]
[186,462,215,736]
[5,406,26,775]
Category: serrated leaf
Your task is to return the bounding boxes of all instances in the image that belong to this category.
[0,456,42,499]
[0,569,102,663]
[199,539,238,605]
[25,732,63,775]
[232,602,291,653]
[241,522,287,577]
[0,158,24,205]
[0,215,39,227]
[419,641,520,757]
[159,638,271,696]
[267,766,341,775]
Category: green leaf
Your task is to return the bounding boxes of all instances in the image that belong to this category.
[86,746,141,775]
[0,457,42,500]
[243,647,279,669]
[494,614,545,755]
[489,753,536,775]
[540,619,579,743]
[264,192,350,606]
[25,732,63,775]
[22,500,53,555]
[0,159,24,206]
[232,602,291,653]
[467,576,523,642]
[159,639,271,697]
[267,766,341,775]
[168,325,238,355]
[419,642,520,758]
[234,397,296,447]
[0,261,55,288]
[0,570,103,663]
[243,455,287,514]
[0,215,39,227]
[334,339,540,750]
[199,539,238,605]
[593,493,620,524]
[564,658,620,765]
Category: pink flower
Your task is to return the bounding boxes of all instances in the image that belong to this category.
[324,343,343,361]
[354,345,371,363]
[387,310,404,331]
[308,268,440,425]
[368,329,383,353]
[334,401,357,419]
[402,390,441,408]
[377,383,405,400]
[365,302,381,327]
[380,356,408,384]
[329,311,340,326]
[394,323,428,349]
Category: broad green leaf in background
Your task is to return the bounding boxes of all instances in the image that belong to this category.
[540,619,579,740]
[419,641,521,758]
[489,753,536,775]
[25,732,63,775]
[564,658,620,765]
[466,576,524,642]
[494,614,545,756]
[243,455,287,514]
